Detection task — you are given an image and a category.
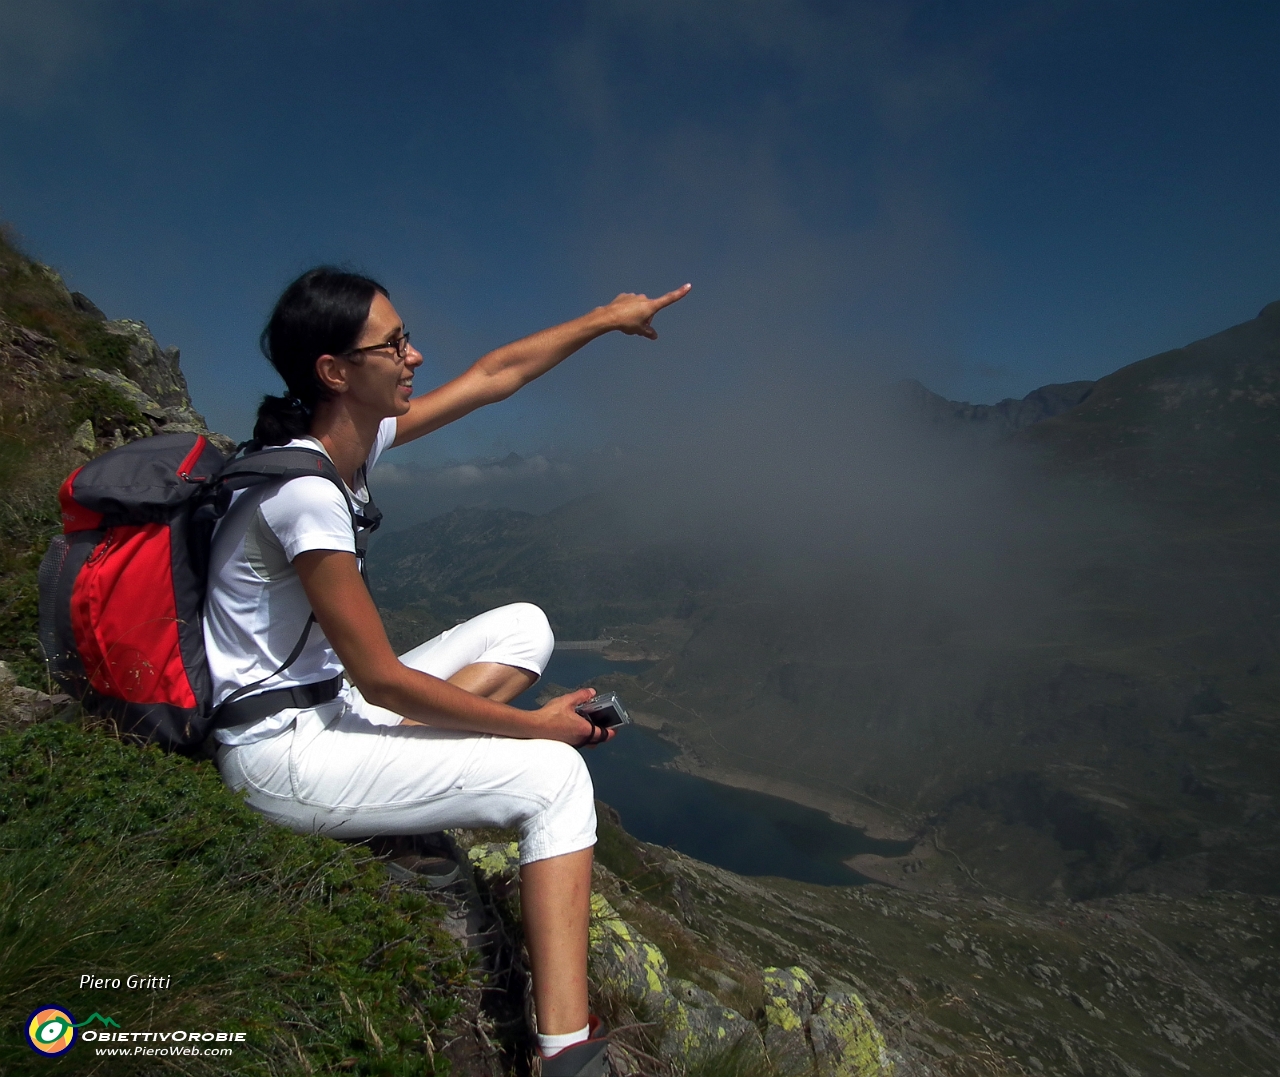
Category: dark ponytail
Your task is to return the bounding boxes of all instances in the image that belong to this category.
[253,266,389,445]
[252,393,313,445]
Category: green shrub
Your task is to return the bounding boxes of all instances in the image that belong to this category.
[0,433,31,491]
[0,552,51,689]
[0,450,61,689]
[77,325,133,373]
[67,378,148,438]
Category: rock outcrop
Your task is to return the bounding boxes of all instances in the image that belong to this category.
[761,966,893,1077]
[96,317,224,442]
[464,840,895,1075]
[0,661,71,727]
[1,261,232,452]
[587,890,765,1063]
[64,311,232,451]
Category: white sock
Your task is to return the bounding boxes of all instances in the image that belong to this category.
[538,1024,590,1055]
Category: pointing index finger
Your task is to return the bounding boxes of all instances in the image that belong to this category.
[652,282,692,310]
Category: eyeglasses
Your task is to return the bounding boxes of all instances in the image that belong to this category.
[343,331,411,360]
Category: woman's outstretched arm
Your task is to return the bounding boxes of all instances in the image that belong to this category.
[294,548,609,743]
[391,284,690,447]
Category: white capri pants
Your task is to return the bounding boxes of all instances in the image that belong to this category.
[216,602,596,865]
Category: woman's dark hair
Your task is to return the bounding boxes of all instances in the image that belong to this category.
[253,266,389,445]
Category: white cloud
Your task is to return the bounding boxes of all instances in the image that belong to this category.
[369,452,596,524]
[374,453,556,490]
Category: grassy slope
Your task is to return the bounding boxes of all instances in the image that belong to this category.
[0,720,468,1076]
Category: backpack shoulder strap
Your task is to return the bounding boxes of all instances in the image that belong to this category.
[216,446,381,566]
[217,445,341,492]
[209,612,321,725]
[350,462,383,566]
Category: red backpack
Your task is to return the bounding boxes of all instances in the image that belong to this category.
[37,432,380,751]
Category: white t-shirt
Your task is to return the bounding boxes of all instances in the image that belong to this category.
[204,418,397,744]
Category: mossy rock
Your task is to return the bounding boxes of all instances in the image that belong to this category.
[763,965,818,1067]
[588,892,670,1013]
[655,977,764,1064]
[466,839,521,881]
[809,991,893,1077]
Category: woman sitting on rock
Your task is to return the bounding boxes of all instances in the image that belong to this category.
[205,266,689,1072]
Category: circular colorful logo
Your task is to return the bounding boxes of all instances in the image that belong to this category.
[26,1007,77,1056]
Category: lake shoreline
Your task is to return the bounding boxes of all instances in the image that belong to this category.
[628,709,920,843]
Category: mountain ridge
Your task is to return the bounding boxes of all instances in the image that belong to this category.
[900,377,1096,436]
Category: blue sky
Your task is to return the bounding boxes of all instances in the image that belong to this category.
[2,1,1278,480]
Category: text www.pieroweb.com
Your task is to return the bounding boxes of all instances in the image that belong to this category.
[95,1045,234,1057]
[85,1030,244,1057]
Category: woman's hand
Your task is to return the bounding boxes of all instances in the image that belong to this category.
[534,687,617,748]
[601,284,692,339]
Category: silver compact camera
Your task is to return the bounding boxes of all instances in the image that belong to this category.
[574,691,631,729]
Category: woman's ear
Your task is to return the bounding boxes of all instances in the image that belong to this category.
[314,353,348,394]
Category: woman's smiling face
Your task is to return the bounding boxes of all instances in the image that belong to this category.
[337,291,423,417]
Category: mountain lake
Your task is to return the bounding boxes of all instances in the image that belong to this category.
[515,650,913,885]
